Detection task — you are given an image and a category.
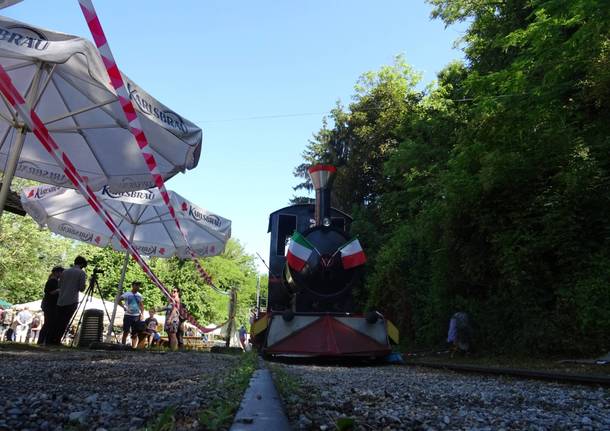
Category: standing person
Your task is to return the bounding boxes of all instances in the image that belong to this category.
[38,266,63,345]
[52,256,87,345]
[0,307,9,340]
[163,287,182,351]
[29,313,42,343]
[238,324,247,351]
[447,311,472,357]
[143,309,159,347]
[15,307,33,342]
[118,281,144,347]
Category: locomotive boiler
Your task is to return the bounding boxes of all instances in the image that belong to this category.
[251,165,398,357]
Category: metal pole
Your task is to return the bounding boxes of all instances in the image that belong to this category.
[105,224,137,341]
[0,126,26,219]
[0,62,43,221]
[225,287,236,348]
[255,275,260,318]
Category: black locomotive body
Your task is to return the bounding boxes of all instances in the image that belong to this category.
[267,204,356,314]
[252,165,398,357]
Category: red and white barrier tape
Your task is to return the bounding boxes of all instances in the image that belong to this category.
[78,0,219,292]
[0,65,218,334]
[0,65,169,298]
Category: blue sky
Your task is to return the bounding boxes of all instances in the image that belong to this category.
[4,1,466,271]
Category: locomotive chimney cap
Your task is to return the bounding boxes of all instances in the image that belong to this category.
[308,165,336,190]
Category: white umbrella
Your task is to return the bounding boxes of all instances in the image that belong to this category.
[0,15,202,216]
[21,184,231,258]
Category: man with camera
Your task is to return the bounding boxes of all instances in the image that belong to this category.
[50,256,88,344]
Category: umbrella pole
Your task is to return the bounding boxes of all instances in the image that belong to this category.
[0,126,27,219]
[105,223,138,342]
[0,62,43,221]
[105,250,130,342]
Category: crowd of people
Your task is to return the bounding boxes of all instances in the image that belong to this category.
[1,256,249,351]
[0,306,42,343]
[0,257,88,345]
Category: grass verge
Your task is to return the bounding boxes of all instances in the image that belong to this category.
[141,351,257,431]
[197,351,258,430]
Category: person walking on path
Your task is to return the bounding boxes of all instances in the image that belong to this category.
[52,256,87,344]
[38,265,63,345]
[118,281,144,347]
[163,287,182,351]
[238,324,247,351]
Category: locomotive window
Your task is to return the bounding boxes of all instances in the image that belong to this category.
[331,217,345,231]
[277,214,297,255]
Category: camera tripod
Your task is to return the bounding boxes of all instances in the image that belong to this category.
[63,270,119,346]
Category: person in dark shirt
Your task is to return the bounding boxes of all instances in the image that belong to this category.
[38,266,63,345]
[52,256,87,344]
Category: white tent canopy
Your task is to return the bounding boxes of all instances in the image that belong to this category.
[11,292,125,327]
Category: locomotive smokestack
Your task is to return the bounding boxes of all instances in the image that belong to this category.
[308,165,336,227]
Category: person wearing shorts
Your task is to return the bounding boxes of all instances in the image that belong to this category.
[163,287,181,351]
[119,281,143,347]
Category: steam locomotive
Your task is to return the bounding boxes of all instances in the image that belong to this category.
[251,165,398,357]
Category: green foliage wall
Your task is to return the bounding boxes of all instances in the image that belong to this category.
[293,0,610,355]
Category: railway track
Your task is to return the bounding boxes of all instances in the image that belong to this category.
[405,360,610,387]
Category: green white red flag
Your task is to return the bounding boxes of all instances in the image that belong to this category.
[340,238,366,269]
[286,231,314,271]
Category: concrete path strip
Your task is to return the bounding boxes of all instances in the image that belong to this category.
[230,368,292,431]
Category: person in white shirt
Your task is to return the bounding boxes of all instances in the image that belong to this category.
[15,307,33,343]
[118,281,144,347]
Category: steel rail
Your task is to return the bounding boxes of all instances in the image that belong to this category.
[405,360,610,387]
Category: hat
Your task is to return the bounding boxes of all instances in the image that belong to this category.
[52,266,64,273]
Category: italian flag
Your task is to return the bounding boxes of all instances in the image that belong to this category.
[340,238,366,269]
[286,232,314,271]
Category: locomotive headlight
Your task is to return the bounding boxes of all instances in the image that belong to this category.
[323,217,331,227]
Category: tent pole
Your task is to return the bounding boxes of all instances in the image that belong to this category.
[0,126,27,219]
[105,224,137,341]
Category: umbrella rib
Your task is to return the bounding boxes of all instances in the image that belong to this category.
[43,99,117,126]
[31,63,57,111]
[0,93,17,124]
[107,203,133,225]
[49,74,110,181]
[0,59,35,72]
[138,208,170,225]
[55,69,126,129]
[152,204,181,253]
[0,109,15,125]
[120,201,138,224]
[0,124,13,154]
[58,65,114,93]
[44,200,92,218]
[47,124,123,132]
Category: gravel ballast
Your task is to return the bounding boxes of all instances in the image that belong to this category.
[272,363,610,430]
[0,346,240,431]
